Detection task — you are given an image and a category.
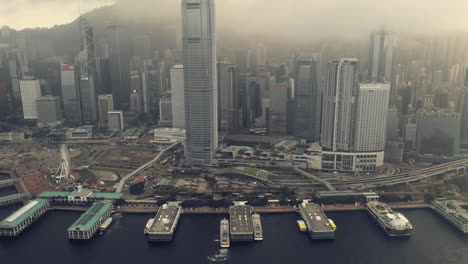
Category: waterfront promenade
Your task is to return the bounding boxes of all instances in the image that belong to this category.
[48,200,466,215]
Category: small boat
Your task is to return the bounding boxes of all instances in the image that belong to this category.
[297,220,307,232]
[144,218,155,235]
[220,219,230,248]
[328,219,337,230]
[99,217,113,234]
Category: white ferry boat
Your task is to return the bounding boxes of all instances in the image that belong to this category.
[367,201,412,237]
[220,219,230,248]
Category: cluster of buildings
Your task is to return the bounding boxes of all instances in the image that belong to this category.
[0,0,467,173]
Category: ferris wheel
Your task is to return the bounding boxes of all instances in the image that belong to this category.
[54,144,73,182]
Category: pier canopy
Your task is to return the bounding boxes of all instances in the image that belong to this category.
[68,201,112,231]
[38,190,123,203]
[0,199,48,228]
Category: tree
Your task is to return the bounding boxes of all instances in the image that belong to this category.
[129,182,145,195]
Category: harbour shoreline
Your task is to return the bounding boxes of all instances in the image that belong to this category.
[45,200,466,215]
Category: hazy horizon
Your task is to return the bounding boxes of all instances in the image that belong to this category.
[2,0,468,38]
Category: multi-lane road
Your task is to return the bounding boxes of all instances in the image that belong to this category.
[328,158,468,188]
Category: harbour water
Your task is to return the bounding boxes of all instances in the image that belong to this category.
[1,205,468,264]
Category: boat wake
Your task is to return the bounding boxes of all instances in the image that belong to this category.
[207,248,230,263]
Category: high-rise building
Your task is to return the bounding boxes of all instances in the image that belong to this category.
[294,57,320,141]
[76,18,98,124]
[386,105,400,141]
[60,64,81,123]
[106,25,131,109]
[133,35,152,59]
[97,94,114,123]
[354,83,390,152]
[130,70,143,114]
[19,77,41,119]
[130,90,142,114]
[368,30,395,83]
[142,58,165,119]
[416,111,460,157]
[269,84,288,135]
[256,43,267,74]
[171,65,185,129]
[321,58,358,152]
[36,96,63,128]
[182,0,218,166]
[7,50,21,108]
[217,62,239,133]
[159,96,173,126]
[434,89,449,109]
[404,117,418,152]
[108,111,124,131]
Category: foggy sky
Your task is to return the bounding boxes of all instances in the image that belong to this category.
[2,0,468,37]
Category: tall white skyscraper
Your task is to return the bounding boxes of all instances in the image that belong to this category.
[354,83,390,152]
[321,58,358,152]
[369,30,395,83]
[171,65,185,129]
[19,77,41,119]
[182,0,218,166]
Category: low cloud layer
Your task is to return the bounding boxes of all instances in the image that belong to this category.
[2,0,468,37]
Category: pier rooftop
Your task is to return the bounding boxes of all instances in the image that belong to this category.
[149,205,180,234]
[38,191,123,201]
[299,202,334,232]
[67,201,112,231]
[434,199,468,224]
[0,199,48,228]
[229,205,253,235]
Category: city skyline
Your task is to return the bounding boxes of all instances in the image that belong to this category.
[1,1,468,263]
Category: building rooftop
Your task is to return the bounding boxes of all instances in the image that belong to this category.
[38,191,124,200]
[91,192,124,200]
[67,201,112,231]
[38,191,71,198]
[36,96,60,101]
[299,202,334,232]
[0,199,48,228]
[149,205,180,234]
[229,205,253,234]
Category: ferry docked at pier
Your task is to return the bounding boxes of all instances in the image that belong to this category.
[366,201,412,237]
[220,219,230,248]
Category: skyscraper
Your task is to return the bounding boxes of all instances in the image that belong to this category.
[171,65,185,129]
[36,96,63,128]
[294,57,320,142]
[60,64,81,123]
[19,77,41,119]
[142,58,165,119]
[368,30,395,83]
[354,83,390,152]
[159,96,173,126]
[108,111,124,131]
[269,84,288,136]
[106,25,131,109]
[386,105,400,141]
[182,0,218,166]
[321,58,358,152]
[130,89,142,114]
[97,94,114,123]
[217,62,240,133]
[76,18,98,124]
